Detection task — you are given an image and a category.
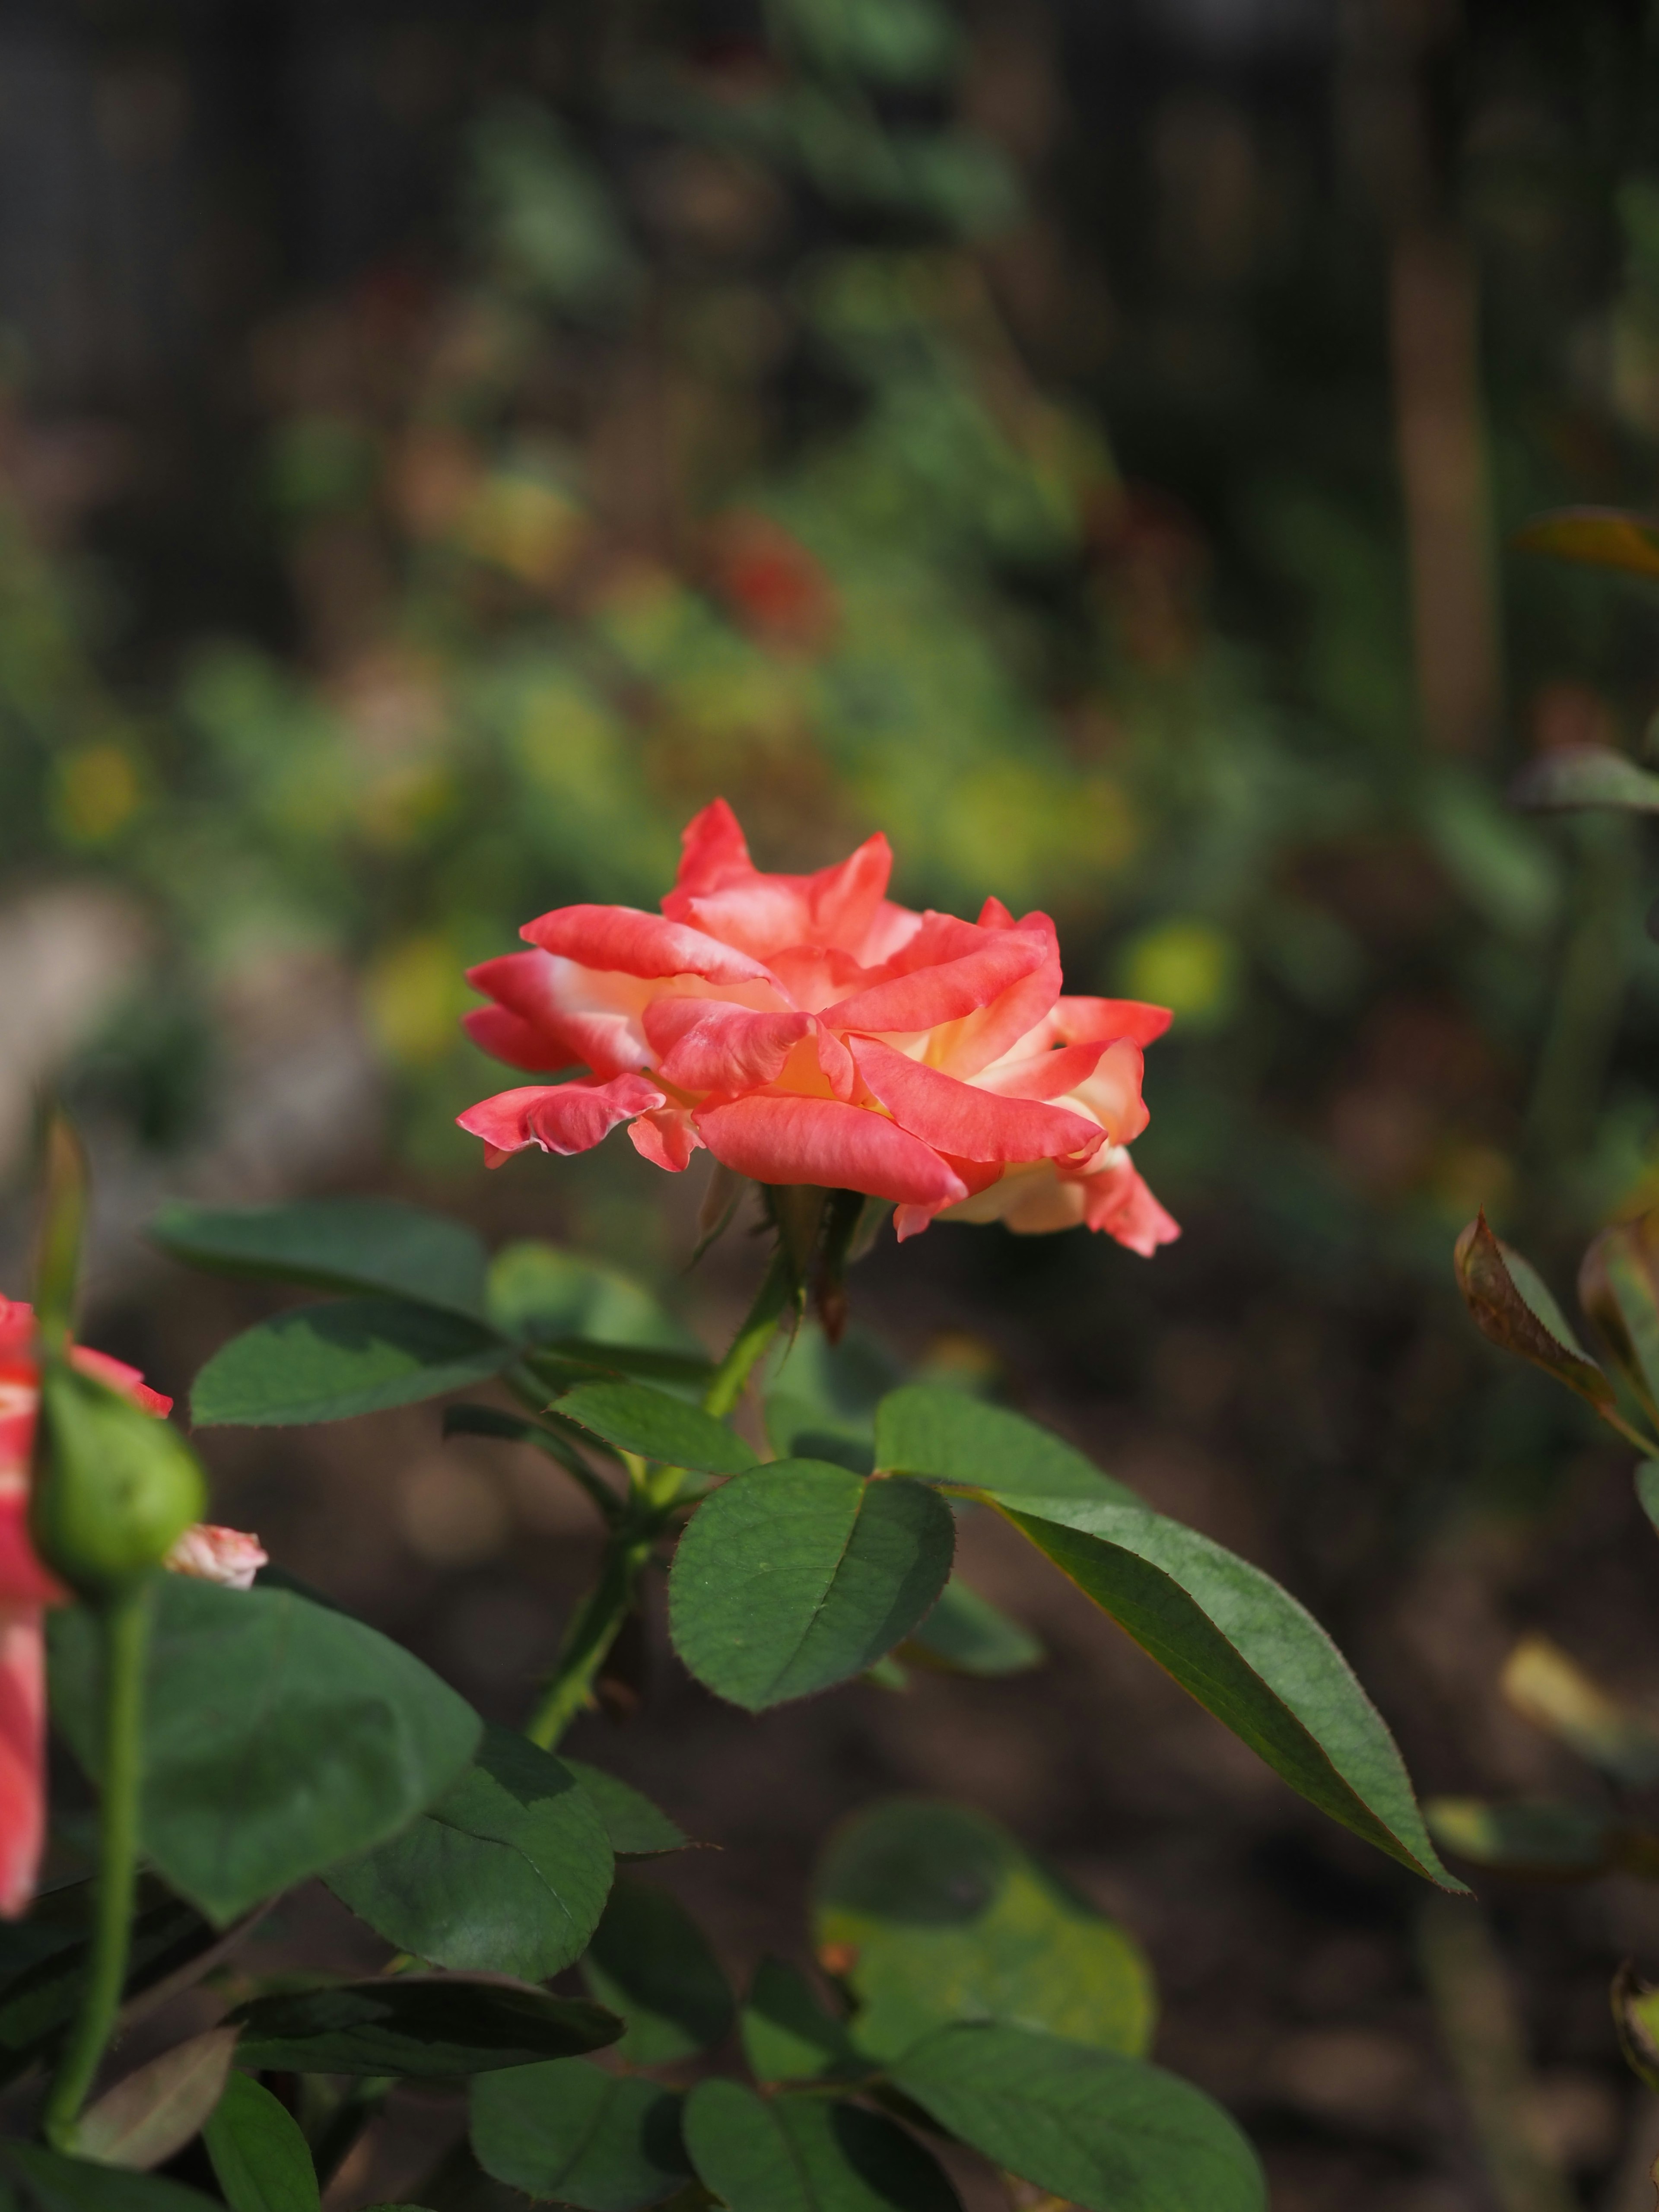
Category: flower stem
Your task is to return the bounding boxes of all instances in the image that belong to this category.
[702,1242,795,1419]
[524,1539,649,1751]
[43,1576,154,2152]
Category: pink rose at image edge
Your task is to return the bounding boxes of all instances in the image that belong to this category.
[0,1297,267,1917]
[457,798,1180,1253]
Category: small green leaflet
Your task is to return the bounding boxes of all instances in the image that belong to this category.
[76,2029,238,2171]
[325,1726,614,1980]
[740,1959,860,2085]
[553,1381,757,1475]
[668,1462,954,1710]
[49,1580,480,1925]
[898,1577,1041,1676]
[812,1799,1153,2062]
[998,1499,1463,1889]
[1511,744,1659,815]
[764,1323,903,1475]
[889,2025,1266,2212]
[873,1387,1137,1507]
[1424,1797,1613,1876]
[149,1200,489,1319]
[191,1299,512,1427]
[579,1878,733,2066]
[682,2080,960,2212]
[471,2059,690,2212]
[0,2145,221,2212]
[202,2073,321,2212]
[229,1979,620,2076]
[562,1761,690,1859]
[1639,1462,1659,1538]
[486,1242,702,1355]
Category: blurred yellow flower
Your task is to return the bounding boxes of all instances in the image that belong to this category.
[365,932,468,1066]
[1119,917,1237,1027]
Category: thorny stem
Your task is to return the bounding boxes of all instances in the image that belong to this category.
[702,1242,796,1419]
[42,1577,154,2152]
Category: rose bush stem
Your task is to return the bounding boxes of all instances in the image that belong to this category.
[702,1241,795,1418]
[525,1538,650,1751]
[42,1576,154,2152]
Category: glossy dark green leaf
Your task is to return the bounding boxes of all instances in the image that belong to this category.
[201,2072,320,2212]
[579,1878,733,2066]
[149,1200,488,1318]
[1639,1460,1659,1538]
[0,2146,220,2212]
[553,1382,756,1475]
[1453,1214,1619,1426]
[325,1725,613,1979]
[191,1300,512,1427]
[229,1979,620,2077]
[999,1500,1462,1889]
[811,1800,1152,2063]
[76,2028,238,2170]
[563,1762,690,1859]
[1514,506,1659,575]
[0,1885,212,2082]
[1511,745,1659,815]
[471,2059,689,2211]
[740,1959,860,2085]
[486,1243,702,1355]
[668,1463,955,1710]
[873,1387,1136,1507]
[889,2025,1265,2212]
[897,1578,1041,1677]
[681,2082,958,2212]
[1423,1797,1613,1877]
[50,1579,480,1924]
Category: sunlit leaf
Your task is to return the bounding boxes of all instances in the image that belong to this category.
[888,2024,1265,2212]
[191,1300,512,1427]
[811,1799,1153,2063]
[874,1387,1135,1507]
[553,1382,756,1475]
[1500,1634,1659,1784]
[149,1201,488,1318]
[668,1462,954,1709]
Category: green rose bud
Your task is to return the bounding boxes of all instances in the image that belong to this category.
[30,1360,207,1598]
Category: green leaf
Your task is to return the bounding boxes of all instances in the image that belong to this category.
[668,1464,955,1710]
[890,2027,1265,2212]
[0,1885,212,2083]
[1423,1797,1613,1876]
[998,1500,1464,1889]
[897,1578,1041,1677]
[1580,1216,1659,1427]
[471,2059,689,2211]
[873,1387,1136,1507]
[740,1959,860,2085]
[1453,1214,1620,1424]
[765,1325,903,1475]
[563,1761,690,1859]
[579,1877,733,2066]
[812,1800,1153,2063]
[487,1243,702,1355]
[1499,1634,1659,1783]
[50,1579,480,1925]
[1511,745,1659,815]
[553,1382,757,1475]
[1638,1461,1659,1539]
[228,1979,620,2077]
[441,1406,622,1523]
[76,2029,239,2171]
[191,1300,512,1427]
[681,2081,959,2212]
[202,2073,320,2212]
[149,1200,488,1318]
[325,1725,613,1979]
[0,2145,220,2212]
[1514,506,1659,577]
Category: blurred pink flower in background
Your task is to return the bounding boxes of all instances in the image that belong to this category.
[459,800,1179,1253]
[0,1299,265,1916]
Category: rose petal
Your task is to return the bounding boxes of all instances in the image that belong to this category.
[1052,995,1173,1048]
[1074,1158,1182,1255]
[523,904,773,985]
[458,1075,667,1164]
[643,999,812,1093]
[696,1095,968,1208]
[672,797,755,896]
[0,1607,43,1917]
[629,1107,704,1173]
[824,925,1052,1037]
[850,1038,1102,1164]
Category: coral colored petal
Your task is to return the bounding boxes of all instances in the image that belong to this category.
[0,1492,64,1607]
[1053,995,1173,1048]
[696,1096,967,1209]
[1075,1160,1182,1254]
[1062,1041,1150,1147]
[458,1076,667,1163]
[974,1039,1120,1102]
[673,798,754,896]
[850,1039,1101,1164]
[643,998,812,1091]
[0,1607,44,1917]
[70,1348,172,1420]
[464,1005,575,1073]
[524,904,772,985]
[825,930,1051,1035]
[977,896,1017,928]
[467,950,651,1078]
[629,1109,704,1173]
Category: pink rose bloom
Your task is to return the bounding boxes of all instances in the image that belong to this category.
[459,801,1178,1255]
[163,1523,268,1591]
[0,1297,264,1916]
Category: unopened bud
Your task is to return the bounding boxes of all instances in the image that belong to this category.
[30,1359,206,1598]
